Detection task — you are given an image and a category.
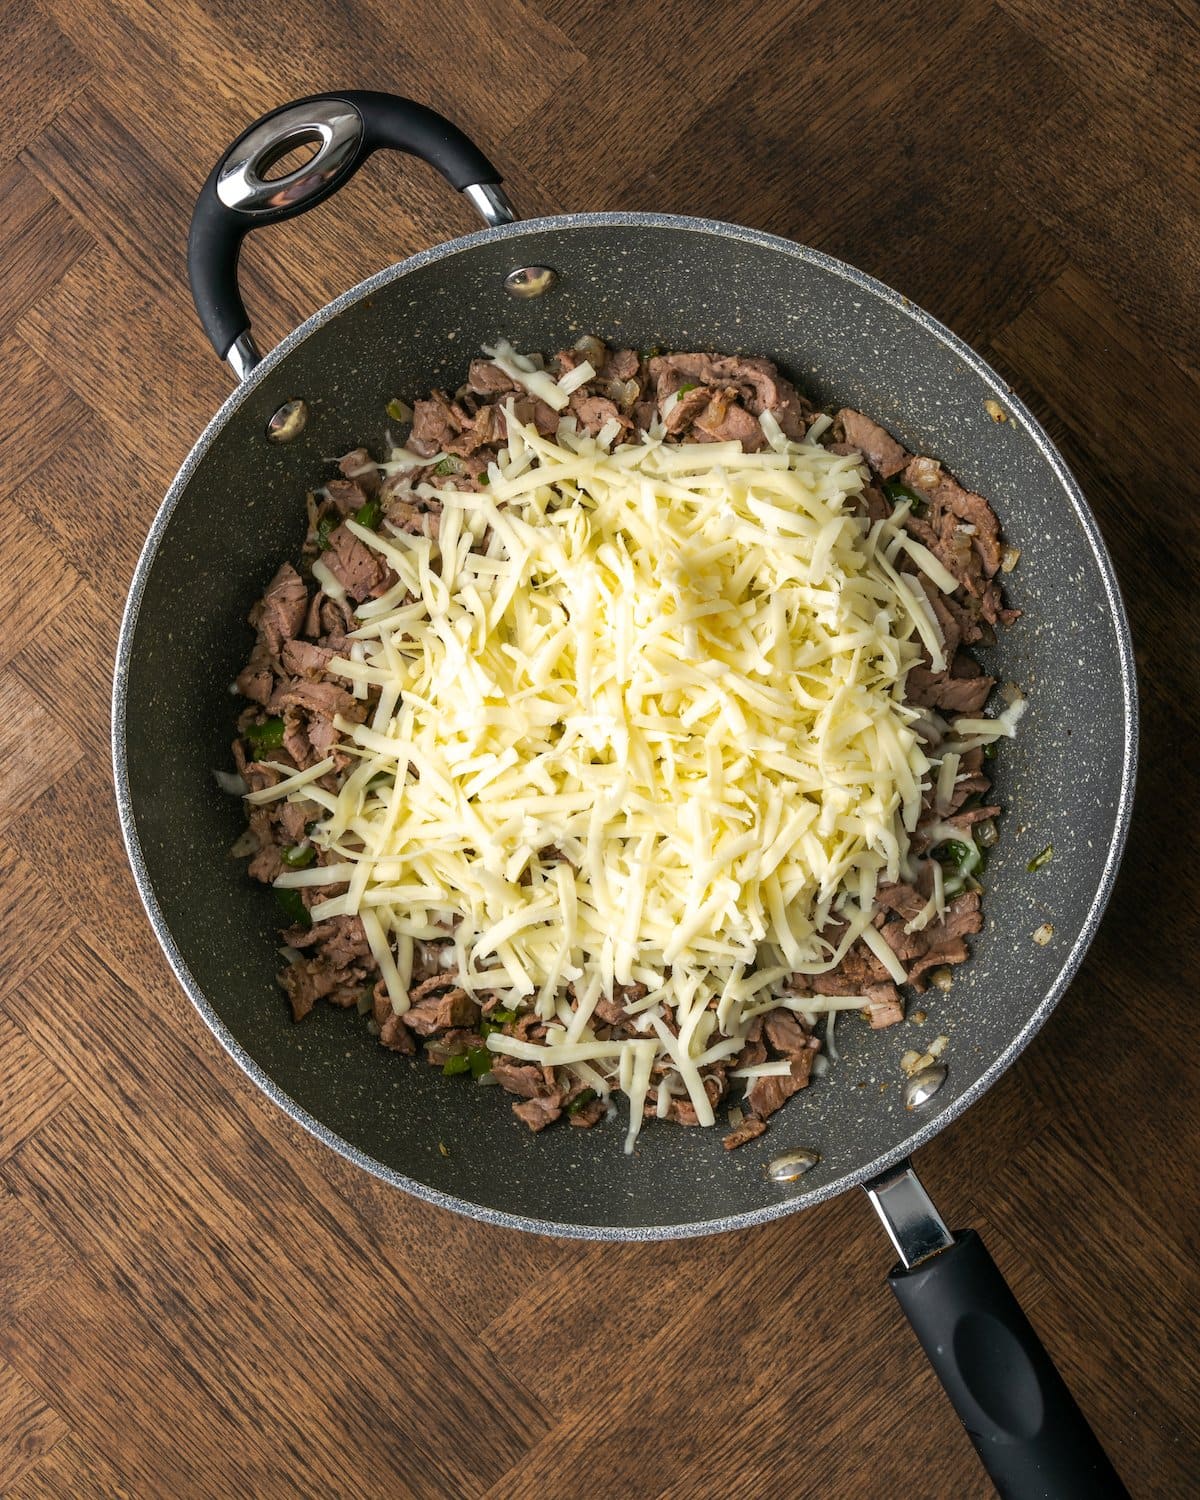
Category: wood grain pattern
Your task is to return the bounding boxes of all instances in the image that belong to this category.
[0,1,1197,1494]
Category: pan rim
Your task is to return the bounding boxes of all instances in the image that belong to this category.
[113,210,1139,1240]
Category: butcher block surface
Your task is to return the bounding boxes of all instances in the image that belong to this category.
[1,1,1197,1495]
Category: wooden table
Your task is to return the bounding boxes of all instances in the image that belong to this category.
[1,2,1197,1495]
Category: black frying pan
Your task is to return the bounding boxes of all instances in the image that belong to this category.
[113,92,1137,1497]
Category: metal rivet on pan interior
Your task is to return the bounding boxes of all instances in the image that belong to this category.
[765,1148,821,1183]
[504,266,558,298]
[904,1064,948,1110]
[266,399,309,442]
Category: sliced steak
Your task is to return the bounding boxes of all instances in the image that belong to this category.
[338,447,380,495]
[746,1047,816,1120]
[513,1095,564,1132]
[403,976,481,1036]
[862,983,905,1028]
[723,1116,768,1150]
[325,478,369,516]
[491,1056,559,1099]
[836,409,908,478]
[323,524,394,603]
[249,563,307,655]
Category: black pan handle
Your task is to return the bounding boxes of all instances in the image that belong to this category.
[187,91,515,378]
[867,1162,1129,1498]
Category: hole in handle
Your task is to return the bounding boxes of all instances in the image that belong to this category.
[258,132,323,181]
[216,100,363,214]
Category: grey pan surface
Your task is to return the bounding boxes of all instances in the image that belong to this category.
[113,213,1137,1239]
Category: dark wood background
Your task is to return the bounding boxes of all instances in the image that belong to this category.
[1,1,1197,1495]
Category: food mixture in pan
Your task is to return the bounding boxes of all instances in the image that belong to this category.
[226,339,1021,1151]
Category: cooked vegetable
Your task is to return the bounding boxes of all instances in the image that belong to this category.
[280,843,315,869]
[245,717,285,752]
[276,888,311,928]
[1027,842,1054,872]
[933,840,973,869]
[354,496,383,530]
[883,479,927,515]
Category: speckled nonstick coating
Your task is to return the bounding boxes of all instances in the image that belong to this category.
[113,214,1137,1239]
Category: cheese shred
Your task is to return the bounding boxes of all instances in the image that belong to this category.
[281,411,952,1149]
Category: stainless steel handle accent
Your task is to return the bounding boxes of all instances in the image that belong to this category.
[226,330,262,381]
[463,182,518,228]
[217,99,365,215]
[864,1157,955,1269]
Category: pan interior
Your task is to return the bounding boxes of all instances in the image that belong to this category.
[116,217,1134,1236]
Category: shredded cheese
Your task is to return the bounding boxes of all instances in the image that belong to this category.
[270,408,993,1150]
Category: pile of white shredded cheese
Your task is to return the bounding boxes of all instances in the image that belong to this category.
[253,388,1016,1150]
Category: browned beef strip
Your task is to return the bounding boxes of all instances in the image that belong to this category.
[278,957,352,1022]
[249,563,307,655]
[810,940,891,994]
[281,712,314,768]
[662,386,713,435]
[403,975,481,1036]
[500,396,559,439]
[379,1012,416,1053]
[275,800,313,844]
[723,1116,768,1150]
[747,1048,815,1120]
[858,483,892,524]
[604,347,640,381]
[905,662,995,714]
[468,359,520,396]
[649,352,716,395]
[590,982,648,1026]
[322,525,395,603]
[271,676,357,721]
[491,1056,559,1099]
[863,983,905,1027]
[835,409,908,478]
[649,352,808,440]
[281,639,335,679]
[307,715,341,759]
[232,741,282,795]
[310,915,371,970]
[874,882,927,923]
[693,390,767,450]
[711,355,801,421]
[247,807,286,882]
[513,1096,564,1132]
[325,478,369,516]
[236,642,275,706]
[730,1014,767,1071]
[659,1071,728,1126]
[912,575,963,662]
[763,1010,812,1059]
[371,983,416,1053]
[410,391,463,455]
[902,456,1002,578]
[566,1089,607,1127]
[877,893,983,992]
[445,405,505,457]
[338,448,380,495]
[570,392,630,438]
